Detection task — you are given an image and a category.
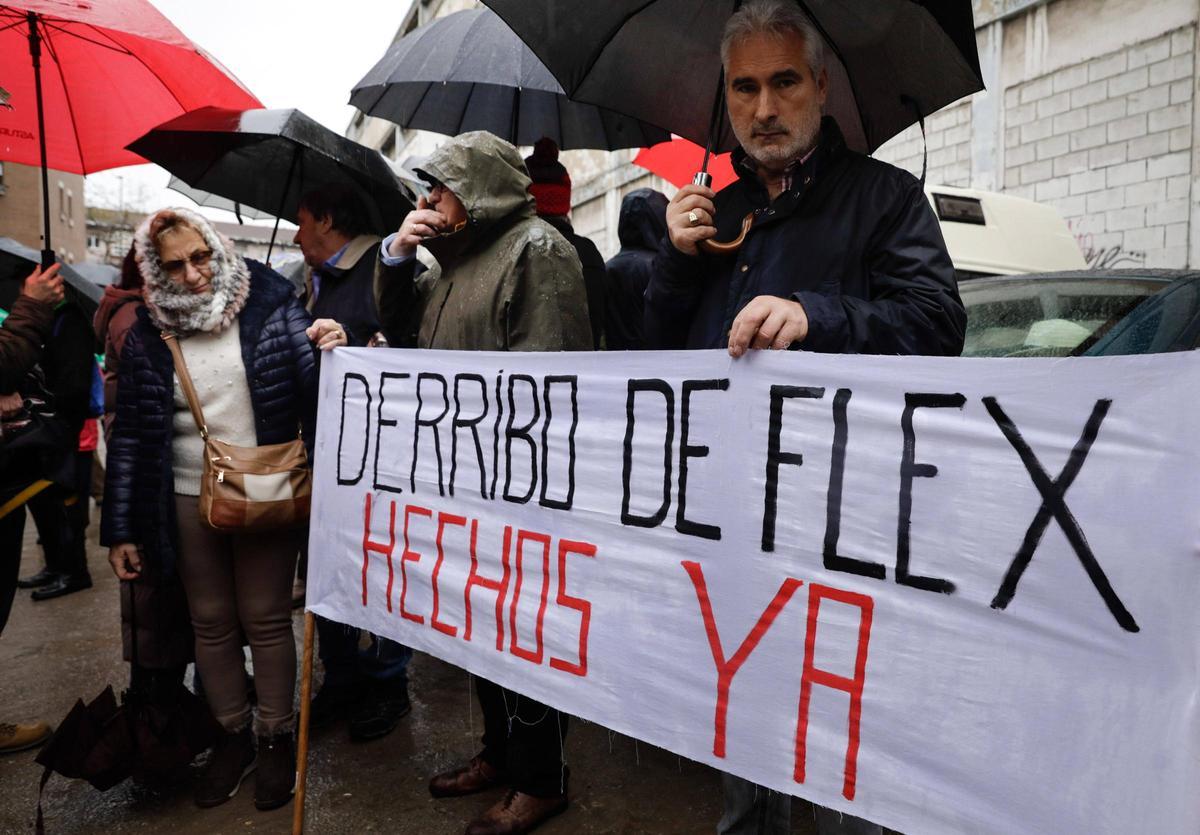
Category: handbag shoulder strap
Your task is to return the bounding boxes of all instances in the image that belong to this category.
[161,333,208,441]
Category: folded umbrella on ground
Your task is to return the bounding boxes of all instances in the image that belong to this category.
[350,7,670,151]
[33,583,220,834]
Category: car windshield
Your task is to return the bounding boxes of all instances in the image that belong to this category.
[959,277,1166,357]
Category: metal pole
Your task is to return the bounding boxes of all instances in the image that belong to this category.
[26,12,54,269]
[692,67,727,189]
[266,146,301,266]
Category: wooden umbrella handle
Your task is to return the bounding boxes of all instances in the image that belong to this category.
[292,611,316,835]
[697,212,754,255]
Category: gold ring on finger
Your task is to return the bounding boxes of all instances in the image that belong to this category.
[687,210,701,226]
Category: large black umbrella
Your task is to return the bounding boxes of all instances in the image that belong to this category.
[0,237,100,319]
[127,107,414,257]
[350,8,670,151]
[480,0,984,155]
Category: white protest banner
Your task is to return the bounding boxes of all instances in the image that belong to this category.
[308,348,1200,834]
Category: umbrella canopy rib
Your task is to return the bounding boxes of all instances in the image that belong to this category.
[40,19,131,54]
[792,0,869,133]
[40,23,88,174]
[574,0,661,97]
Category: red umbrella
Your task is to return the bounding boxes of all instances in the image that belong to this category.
[0,1,261,263]
[633,137,738,193]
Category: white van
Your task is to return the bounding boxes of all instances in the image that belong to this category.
[925,185,1086,279]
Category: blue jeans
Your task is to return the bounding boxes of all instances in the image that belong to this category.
[316,615,411,689]
[718,774,883,835]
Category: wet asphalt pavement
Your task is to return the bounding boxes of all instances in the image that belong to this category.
[0,510,820,835]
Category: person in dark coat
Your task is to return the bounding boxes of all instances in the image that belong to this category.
[102,207,347,811]
[17,285,96,601]
[0,262,63,755]
[647,3,965,363]
[295,182,385,347]
[525,137,606,348]
[293,183,415,742]
[604,188,668,350]
[0,264,61,386]
[94,246,144,443]
[646,2,965,834]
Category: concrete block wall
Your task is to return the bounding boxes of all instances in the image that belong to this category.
[1003,26,1195,268]
[873,101,974,187]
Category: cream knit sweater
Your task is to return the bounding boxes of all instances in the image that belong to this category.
[171,325,257,496]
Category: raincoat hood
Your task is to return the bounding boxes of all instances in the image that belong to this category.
[414,131,536,261]
[374,131,592,353]
[617,188,668,252]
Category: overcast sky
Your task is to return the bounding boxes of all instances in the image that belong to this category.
[85,0,409,225]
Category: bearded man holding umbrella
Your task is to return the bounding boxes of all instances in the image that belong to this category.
[644,2,966,833]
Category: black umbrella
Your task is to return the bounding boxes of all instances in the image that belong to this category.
[0,237,101,319]
[35,684,219,833]
[350,8,670,151]
[480,0,983,156]
[127,107,414,259]
[33,583,220,834]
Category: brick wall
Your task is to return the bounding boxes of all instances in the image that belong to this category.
[1003,27,1195,268]
[873,101,974,186]
[0,163,87,263]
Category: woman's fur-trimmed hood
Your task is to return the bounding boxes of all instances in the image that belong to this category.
[134,207,250,336]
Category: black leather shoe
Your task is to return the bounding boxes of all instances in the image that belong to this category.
[31,572,92,601]
[348,680,410,741]
[16,568,58,589]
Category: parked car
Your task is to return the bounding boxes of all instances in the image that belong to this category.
[927,185,1086,279]
[958,269,1200,357]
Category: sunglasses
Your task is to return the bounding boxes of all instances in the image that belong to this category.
[162,249,214,276]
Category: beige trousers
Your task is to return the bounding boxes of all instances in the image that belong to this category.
[173,494,298,733]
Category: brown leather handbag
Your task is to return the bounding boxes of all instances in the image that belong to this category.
[162,333,311,533]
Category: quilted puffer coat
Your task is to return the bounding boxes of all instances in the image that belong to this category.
[100,261,317,576]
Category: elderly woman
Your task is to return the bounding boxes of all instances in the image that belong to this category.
[100,208,346,811]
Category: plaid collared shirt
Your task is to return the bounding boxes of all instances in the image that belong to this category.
[739,142,819,192]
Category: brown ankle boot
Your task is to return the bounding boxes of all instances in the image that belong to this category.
[428,754,505,797]
[465,788,568,835]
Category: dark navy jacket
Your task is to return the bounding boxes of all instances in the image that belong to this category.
[100,262,317,575]
[645,118,966,356]
[605,188,669,350]
[306,236,382,348]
